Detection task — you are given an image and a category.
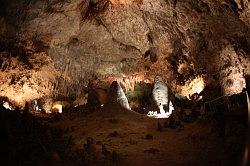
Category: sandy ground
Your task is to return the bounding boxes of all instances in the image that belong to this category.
[0,100,247,166]
[46,102,246,166]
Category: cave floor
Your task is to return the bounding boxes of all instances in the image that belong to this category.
[49,103,246,166]
[0,103,246,166]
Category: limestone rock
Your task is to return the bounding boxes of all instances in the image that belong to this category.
[0,0,250,108]
[109,81,131,110]
[152,76,168,113]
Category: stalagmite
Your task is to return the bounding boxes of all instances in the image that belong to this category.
[148,76,174,118]
[110,81,131,110]
[31,100,41,112]
[153,76,169,111]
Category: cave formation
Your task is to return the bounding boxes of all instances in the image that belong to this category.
[0,0,250,165]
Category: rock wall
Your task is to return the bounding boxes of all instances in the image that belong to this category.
[0,0,249,107]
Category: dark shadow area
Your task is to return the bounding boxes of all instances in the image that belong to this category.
[0,106,71,166]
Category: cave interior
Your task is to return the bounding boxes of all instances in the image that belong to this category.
[0,0,250,165]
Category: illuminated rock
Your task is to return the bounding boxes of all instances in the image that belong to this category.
[0,0,249,110]
[169,101,174,115]
[2,101,14,111]
[148,76,174,118]
[180,76,205,99]
[152,76,169,113]
[31,100,41,112]
[37,97,53,114]
[109,81,131,110]
[52,103,63,114]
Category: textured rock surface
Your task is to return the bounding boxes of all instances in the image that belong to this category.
[0,0,249,107]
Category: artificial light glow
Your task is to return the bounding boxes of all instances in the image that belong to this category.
[180,76,205,99]
[0,65,56,109]
[147,101,174,118]
[3,101,14,111]
[0,81,52,108]
[51,104,63,113]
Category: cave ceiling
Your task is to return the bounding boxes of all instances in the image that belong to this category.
[0,0,250,107]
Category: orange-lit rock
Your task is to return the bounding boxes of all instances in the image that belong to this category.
[0,0,250,109]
